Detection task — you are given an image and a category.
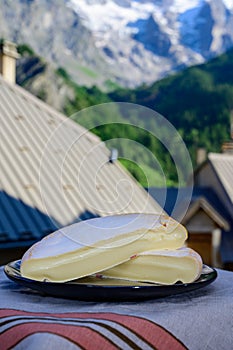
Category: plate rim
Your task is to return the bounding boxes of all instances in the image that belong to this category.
[4,260,218,301]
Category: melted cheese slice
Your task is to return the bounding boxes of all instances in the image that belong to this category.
[99,248,203,284]
[21,213,187,282]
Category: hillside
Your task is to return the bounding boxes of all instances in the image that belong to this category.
[16,44,109,112]
[15,45,233,187]
[66,49,233,187]
[109,48,233,165]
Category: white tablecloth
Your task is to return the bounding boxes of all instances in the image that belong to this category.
[0,266,232,349]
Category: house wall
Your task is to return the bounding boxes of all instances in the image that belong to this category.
[195,163,233,217]
[185,209,220,266]
[185,209,217,233]
[187,233,212,266]
[195,163,219,188]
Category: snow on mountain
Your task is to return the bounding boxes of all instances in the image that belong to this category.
[67,0,158,40]
[67,0,198,37]
[223,0,233,11]
[1,0,233,88]
[67,0,233,39]
[66,0,233,84]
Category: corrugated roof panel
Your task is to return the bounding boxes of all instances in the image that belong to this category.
[0,75,162,243]
[0,121,46,222]
[0,192,20,240]
[0,195,29,238]
[0,167,46,239]
[1,93,79,224]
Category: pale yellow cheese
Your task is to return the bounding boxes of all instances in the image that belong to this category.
[99,248,203,284]
[20,213,187,282]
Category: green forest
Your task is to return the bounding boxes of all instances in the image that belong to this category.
[63,49,233,187]
[110,49,233,159]
[18,43,233,187]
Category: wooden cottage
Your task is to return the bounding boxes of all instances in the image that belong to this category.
[149,152,233,269]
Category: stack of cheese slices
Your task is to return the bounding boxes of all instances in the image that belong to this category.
[21,214,203,285]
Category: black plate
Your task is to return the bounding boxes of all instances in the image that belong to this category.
[4,260,217,302]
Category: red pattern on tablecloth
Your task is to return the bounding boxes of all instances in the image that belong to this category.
[0,309,187,349]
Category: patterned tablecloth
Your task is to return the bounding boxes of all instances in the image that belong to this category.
[0,266,232,350]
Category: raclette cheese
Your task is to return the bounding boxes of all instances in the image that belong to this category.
[99,247,203,284]
[20,213,187,282]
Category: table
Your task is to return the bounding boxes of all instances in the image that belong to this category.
[0,266,232,349]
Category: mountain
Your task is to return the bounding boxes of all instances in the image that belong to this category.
[16,44,110,112]
[1,0,233,88]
